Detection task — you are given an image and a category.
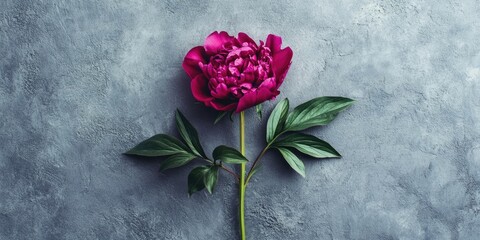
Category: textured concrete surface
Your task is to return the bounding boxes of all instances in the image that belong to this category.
[1,0,480,239]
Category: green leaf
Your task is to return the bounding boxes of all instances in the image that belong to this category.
[159,152,197,171]
[214,111,229,125]
[266,98,289,143]
[272,133,341,158]
[204,166,219,194]
[188,166,209,196]
[175,110,206,158]
[255,104,263,119]
[125,134,189,157]
[284,97,354,132]
[212,145,248,164]
[276,147,306,177]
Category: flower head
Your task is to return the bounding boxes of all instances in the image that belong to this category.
[183,31,293,112]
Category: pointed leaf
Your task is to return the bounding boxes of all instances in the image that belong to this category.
[284,97,354,131]
[255,104,263,119]
[125,134,188,157]
[188,166,209,196]
[212,145,248,164]
[175,110,206,158]
[272,133,341,158]
[159,152,196,171]
[204,166,219,194]
[276,147,306,177]
[266,98,289,143]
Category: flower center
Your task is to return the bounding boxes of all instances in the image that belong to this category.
[199,42,274,100]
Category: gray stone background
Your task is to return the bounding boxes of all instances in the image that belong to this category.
[1,0,479,239]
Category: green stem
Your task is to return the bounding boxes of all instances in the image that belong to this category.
[220,164,240,182]
[245,130,286,186]
[239,111,246,240]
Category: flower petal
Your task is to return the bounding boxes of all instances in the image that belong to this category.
[210,100,237,111]
[191,74,214,102]
[265,34,282,53]
[211,83,230,99]
[258,77,277,90]
[238,32,257,48]
[272,47,293,85]
[204,31,233,55]
[236,87,277,113]
[182,46,207,79]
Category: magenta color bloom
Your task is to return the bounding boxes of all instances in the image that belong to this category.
[182,31,293,113]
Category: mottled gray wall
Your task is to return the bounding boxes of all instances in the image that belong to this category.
[1,0,479,239]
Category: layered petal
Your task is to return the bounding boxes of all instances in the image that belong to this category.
[190,75,214,102]
[182,46,207,79]
[236,87,277,113]
[238,32,258,48]
[204,31,233,55]
[265,34,282,53]
[210,83,230,99]
[186,32,292,113]
[272,47,293,85]
[258,77,277,90]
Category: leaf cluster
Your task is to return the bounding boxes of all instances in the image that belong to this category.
[125,96,354,194]
[125,110,247,195]
[262,97,354,177]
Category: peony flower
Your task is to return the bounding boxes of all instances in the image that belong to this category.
[182,31,293,113]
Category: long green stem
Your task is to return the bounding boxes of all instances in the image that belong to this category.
[239,111,246,240]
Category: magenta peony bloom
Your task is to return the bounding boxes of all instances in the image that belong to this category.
[182,31,293,113]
